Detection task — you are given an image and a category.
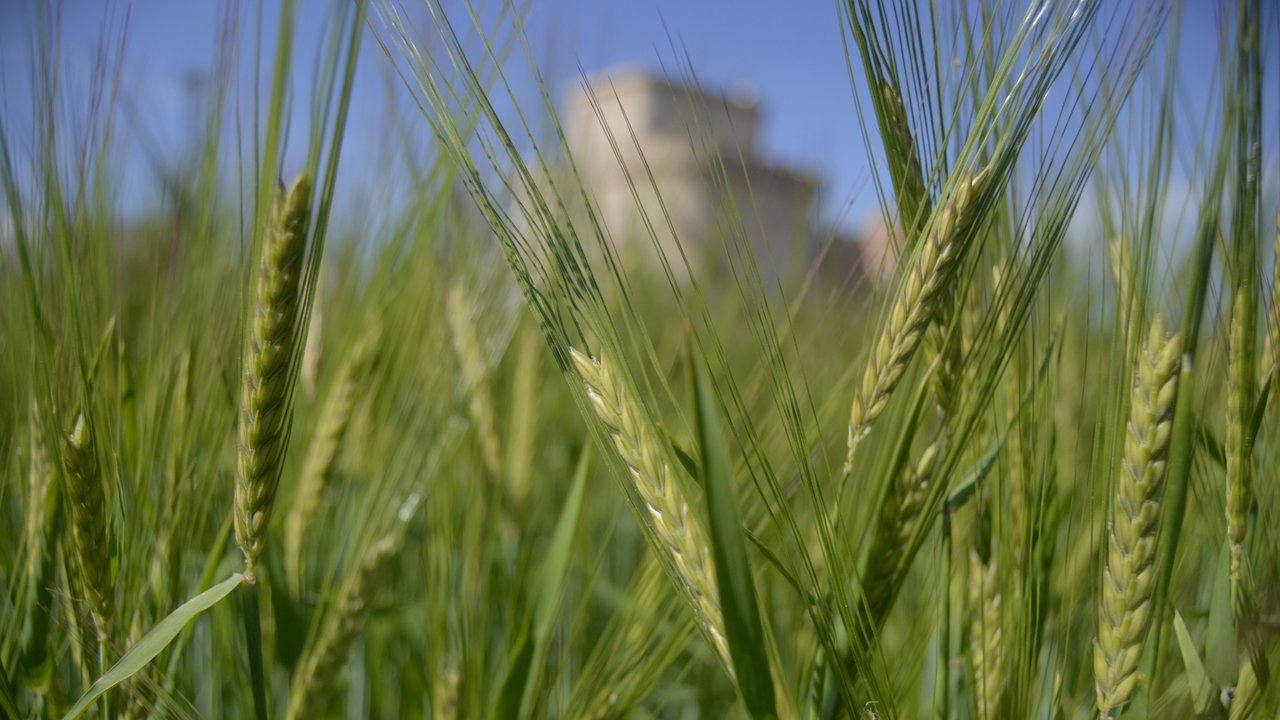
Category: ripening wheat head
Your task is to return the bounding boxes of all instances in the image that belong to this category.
[235,173,313,583]
[1094,316,1181,718]
[64,413,114,642]
[568,347,732,674]
[845,169,988,477]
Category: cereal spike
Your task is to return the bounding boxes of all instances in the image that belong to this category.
[1094,316,1181,718]
[569,347,731,674]
[845,169,988,478]
[235,172,312,583]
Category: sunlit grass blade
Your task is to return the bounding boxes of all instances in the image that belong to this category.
[61,574,245,720]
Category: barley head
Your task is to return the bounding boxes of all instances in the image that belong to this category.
[569,347,731,673]
[845,169,987,477]
[1226,288,1253,582]
[285,323,378,593]
[26,403,52,586]
[1093,316,1181,718]
[969,551,1004,720]
[1267,211,1279,412]
[861,439,939,622]
[446,284,502,480]
[64,413,114,643]
[285,534,398,720]
[879,81,931,238]
[235,173,313,583]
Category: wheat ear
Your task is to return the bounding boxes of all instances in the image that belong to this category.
[285,325,377,593]
[860,439,940,622]
[446,284,503,480]
[235,173,312,583]
[64,413,114,643]
[1093,316,1181,718]
[285,536,396,720]
[879,83,965,416]
[1225,289,1253,583]
[569,347,731,672]
[879,82,931,239]
[26,404,52,590]
[432,668,462,720]
[969,552,1004,720]
[286,494,418,719]
[845,170,987,477]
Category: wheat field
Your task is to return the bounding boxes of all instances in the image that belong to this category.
[1,0,1277,718]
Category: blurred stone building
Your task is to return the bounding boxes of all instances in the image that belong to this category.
[559,67,871,288]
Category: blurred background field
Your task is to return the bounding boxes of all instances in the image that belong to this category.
[0,1,1278,719]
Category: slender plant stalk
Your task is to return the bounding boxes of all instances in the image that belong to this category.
[569,347,731,674]
[235,173,312,583]
[1094,317,1181,718]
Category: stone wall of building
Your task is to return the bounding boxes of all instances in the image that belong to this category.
[558,67,866,288]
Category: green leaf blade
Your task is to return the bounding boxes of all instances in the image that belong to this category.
[692,356,776,719]
[62,573,245,720]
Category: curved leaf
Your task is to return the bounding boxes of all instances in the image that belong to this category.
[62,573,245,720]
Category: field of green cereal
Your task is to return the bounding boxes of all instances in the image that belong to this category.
[1,1,1277,717]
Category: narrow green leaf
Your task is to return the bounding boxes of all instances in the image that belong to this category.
[1206,542,1238,687]
[495,631,534,720]
[744,527,813,606]
[62,573,245,720]
[1247,374,1270,448]
[1197,423,1227,470]
[517,446,591,718]
[692,355,776,719]
[1173,610,1215,714]
[947,442,1001,511]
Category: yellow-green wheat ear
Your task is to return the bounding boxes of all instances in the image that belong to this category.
[285,536,397,720]
[844,169,988,477]
[235,172,313,584]
[1226,289,1254,583]
[284,323,378,594]
[64,413,114,643]
[568,347,732,674]
[1093,316,1181,719]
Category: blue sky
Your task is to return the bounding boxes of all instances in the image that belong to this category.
[0,0,1261,237]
